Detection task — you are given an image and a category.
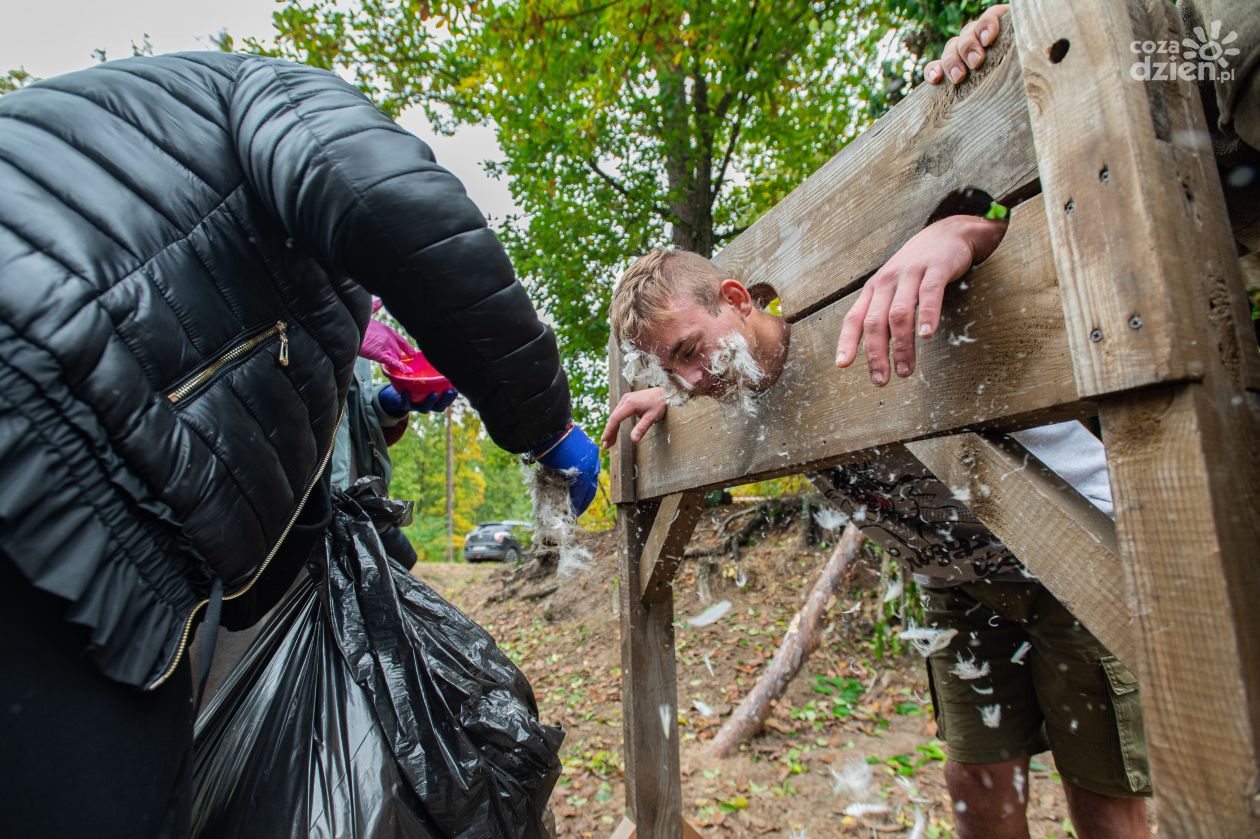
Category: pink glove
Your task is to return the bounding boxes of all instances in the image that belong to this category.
[359,302,417,367]
[360,300,454,403]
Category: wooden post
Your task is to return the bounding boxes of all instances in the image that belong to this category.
[1015,0,1260,831]
[611,337,683,837]
[617,500,683,837]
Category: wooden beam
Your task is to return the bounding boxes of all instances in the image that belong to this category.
[639,491,705,602]
[906,432,1133,668]
[1016,0,1260,832]
[633,201,1089,501]
[1101,386,1260,834]
[715,16,1038,322]
[617,500,683,837]
[1013,0,1260,397]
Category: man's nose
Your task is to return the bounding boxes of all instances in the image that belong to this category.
[678,363,705,389]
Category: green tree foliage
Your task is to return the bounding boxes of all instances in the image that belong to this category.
[247,0,910,422]
[0,68,37,94]
[391,407,483,561]
[885,0,1005,73]
[2,32,160,95]
[474,442,533,525]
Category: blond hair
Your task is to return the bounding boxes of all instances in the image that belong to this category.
[609,248,725,348]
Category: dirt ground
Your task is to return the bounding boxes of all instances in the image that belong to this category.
[413,503,1082,839]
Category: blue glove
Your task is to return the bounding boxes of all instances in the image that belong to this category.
[378,385,459,417]
[534,424,601,516]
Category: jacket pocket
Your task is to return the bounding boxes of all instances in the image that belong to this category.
[166,321,289,406]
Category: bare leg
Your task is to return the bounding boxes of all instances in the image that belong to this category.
[945,757,1031,839]
[1061,779,1149,839]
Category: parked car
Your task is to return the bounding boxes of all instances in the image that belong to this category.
[463,521,532,564]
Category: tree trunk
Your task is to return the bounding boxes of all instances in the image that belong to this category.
[445,407,453,563]
[709,523,864,758]
[658,52,716,258]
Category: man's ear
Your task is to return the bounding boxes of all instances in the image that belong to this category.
[718,278,754,316]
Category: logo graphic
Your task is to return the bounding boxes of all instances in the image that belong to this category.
[1131,20,1238,82]
[1184,20,1241,68]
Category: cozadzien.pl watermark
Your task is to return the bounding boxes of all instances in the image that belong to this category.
[1131,19,1239,82]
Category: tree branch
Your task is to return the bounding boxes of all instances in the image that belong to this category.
[536,0,629,25]
[586,158,678,224]
[710,90,748,199]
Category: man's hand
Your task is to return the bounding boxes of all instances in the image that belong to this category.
[834,215,1007,385]
[601,387,668,448]
[924,4,1010,85]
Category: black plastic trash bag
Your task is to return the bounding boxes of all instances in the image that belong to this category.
[192,489,564,839]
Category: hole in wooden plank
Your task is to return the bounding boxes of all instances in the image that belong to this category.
[1047,39,1070,64]
[1099,166,1110,183]
[747,282,781,311]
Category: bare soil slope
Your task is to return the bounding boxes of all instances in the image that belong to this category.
[415,501,1077,838]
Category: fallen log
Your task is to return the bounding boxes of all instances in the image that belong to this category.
[708,522,864,758]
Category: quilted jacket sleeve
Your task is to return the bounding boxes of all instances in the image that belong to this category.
[228,57,570,453]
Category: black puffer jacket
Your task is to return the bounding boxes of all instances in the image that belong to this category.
[0,53,570,688]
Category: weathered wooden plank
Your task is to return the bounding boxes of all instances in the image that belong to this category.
[1013,0,1258,396]
[1016,0,1260,832]
[617,500,683,838]
[715,16,1038,322]
[634,201,1088,500]
[906,432,1133,668]
[609,337,636,504]
[1100,384,1260,836]
[1140,2,1260,394]
[639,491,705,602]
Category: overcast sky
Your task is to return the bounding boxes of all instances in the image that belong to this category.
[1,0,518,222]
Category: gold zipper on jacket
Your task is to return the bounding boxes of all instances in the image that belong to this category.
[145,399,345,690]
[166,321,289,405]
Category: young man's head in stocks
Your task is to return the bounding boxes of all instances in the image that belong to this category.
[610,248,790,411]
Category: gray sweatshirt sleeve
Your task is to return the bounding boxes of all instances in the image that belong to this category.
[1009,422,1114,519]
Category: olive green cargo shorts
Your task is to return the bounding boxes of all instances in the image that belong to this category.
[922,580,1152,797]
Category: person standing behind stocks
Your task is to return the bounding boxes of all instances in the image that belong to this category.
[0,52,598,838]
